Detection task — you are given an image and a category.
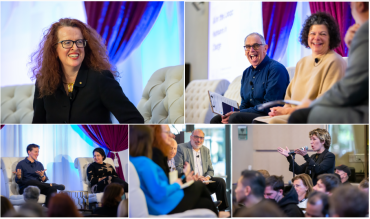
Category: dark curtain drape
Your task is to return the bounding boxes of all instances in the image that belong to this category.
[84,1,163,65]
[262,2,297,61]
[1,125,4,129]
[309,2,355,57]
[79,125,129,181]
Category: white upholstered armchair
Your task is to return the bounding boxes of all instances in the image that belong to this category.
[137,65,184,124]
[1,157,46,205]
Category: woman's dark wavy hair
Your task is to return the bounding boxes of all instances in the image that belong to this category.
[299,12,341,50]
[30,18,117,98]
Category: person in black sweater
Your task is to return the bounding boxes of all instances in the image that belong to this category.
[30,18,143,124]
[87,148,128,193]
[278,128,335,185]
[93,183,123,217]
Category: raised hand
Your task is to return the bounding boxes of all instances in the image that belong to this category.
[295,148,308,157]
[35,169,47,177]
[277,146,290,157]
[13,169,22,179]
[186,171,194,182]
[184,161,190,176]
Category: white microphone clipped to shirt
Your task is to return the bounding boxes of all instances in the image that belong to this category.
[288,146,308,154]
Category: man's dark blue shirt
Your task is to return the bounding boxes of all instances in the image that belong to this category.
[240,55,290,114]
[15,157,49,190]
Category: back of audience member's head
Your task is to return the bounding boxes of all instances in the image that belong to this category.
[306,191,329,217]
[333,173,342,184]
[19,201,46,217]
[23,186,40,202]
[257,169,270,178]
[117,199,128,217]
[102,183,124,208]
[48,193,81,217]
[292,173,313,199]
[330,184,368,217]
[236,170,265,203]
[359,177,369,193]
[314,174,340,194]
[129,125,154,159]
[235,199,286,217]
[1,196,15,217]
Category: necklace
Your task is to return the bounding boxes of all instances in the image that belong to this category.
[63,82,75,93]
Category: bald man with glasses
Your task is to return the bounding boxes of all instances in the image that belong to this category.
[175,129,229,212]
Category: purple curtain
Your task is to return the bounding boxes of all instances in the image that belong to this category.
[1,125,4,129]
[84,2,163,64]
[309,2,355,57]
[79,125,128,181]
[262,2,297,61]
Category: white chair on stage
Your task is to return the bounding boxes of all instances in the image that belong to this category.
[129,161,217,218]
[1,157,46,205]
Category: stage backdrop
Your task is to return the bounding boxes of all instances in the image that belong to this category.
[0,125,129,196]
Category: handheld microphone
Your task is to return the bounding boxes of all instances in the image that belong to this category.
[288,146,308,154]
[315,58,319,63]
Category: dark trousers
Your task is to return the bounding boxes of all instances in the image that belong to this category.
[210,112,265,124]
[19,180,57,207]
[169,181,218,215]
[94,176,128,193]
[206,177,229,211]
[288,108,312,123]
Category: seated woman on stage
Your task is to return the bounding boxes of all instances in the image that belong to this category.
[31,18,143,124]
[292,174,313,209]
[278,128,335,185]
[87,148,128,193]
[255,12,347,124]
[130,125,218,216]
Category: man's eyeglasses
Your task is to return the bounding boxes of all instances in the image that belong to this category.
[243,43,264,51]
[193,135,204,140]
[55,39,87,49]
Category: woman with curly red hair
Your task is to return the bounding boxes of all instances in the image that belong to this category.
[30,18,143,123]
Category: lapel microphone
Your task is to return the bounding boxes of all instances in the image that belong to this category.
[315,58,319,63]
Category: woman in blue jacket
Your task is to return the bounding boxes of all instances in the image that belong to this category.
[129,125,218,216]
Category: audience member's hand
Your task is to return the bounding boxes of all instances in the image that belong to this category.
[295,148,308,157]
[345,23,360,48]
[98,177,107,182]
[277,147,290,157]
[193,173,200,181]
[296,98,312,109]
[35,169,47,177]
[184,162,191,176]
[175,178,183,186]
[13,169,22,179]
[269,106,294,117]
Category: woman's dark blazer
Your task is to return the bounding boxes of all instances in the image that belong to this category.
[287,149,335,185]
[32,65,144,124]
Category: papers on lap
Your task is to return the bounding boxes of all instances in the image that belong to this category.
[208,91,239,115]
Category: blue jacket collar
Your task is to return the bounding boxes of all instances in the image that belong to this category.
[253,55,270,71]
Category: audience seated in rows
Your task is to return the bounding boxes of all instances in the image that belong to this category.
[257,169,270,179]
[330,184,368,217]
[359,177,369,193]
[1,196,15,217]
[47,193,82,217]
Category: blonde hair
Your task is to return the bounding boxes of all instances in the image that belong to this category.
[309,128,331,149]
[292,174,314,198]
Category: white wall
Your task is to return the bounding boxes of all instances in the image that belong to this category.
[185,2,209,81]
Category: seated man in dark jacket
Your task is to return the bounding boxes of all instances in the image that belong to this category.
[264,175,304,217]
[13,144,65,207]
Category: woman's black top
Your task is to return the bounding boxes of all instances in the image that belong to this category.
[287,149,335,185]
[93,205,118,217]
[32,64,144,124]
[86,162,119,187]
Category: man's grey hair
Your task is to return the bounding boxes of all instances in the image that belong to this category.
[23,186,40,202]
[244,32,266,45]
[191,129,205,136]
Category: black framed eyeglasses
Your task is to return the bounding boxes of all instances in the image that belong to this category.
[55,39,87,49]
[243,43,264,51]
